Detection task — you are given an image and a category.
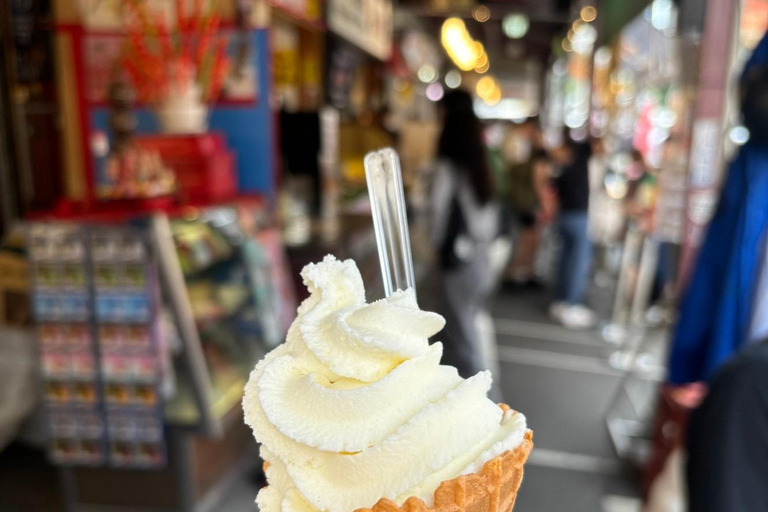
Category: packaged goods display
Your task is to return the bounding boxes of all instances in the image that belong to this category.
[29,223,166,468]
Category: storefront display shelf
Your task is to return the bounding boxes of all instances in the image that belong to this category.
[37,204,293,511]
[165,372,248,430]
[152,208,288,437]
[181,253,239,281]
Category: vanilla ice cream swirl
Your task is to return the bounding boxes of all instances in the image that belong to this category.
[244,256,528,512]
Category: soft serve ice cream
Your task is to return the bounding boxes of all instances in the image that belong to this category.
[243,256,529,512]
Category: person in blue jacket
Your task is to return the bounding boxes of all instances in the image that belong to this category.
[670,30,768,511]
[668,31,768,386]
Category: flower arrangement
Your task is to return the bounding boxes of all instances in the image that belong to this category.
[121,0,229,105]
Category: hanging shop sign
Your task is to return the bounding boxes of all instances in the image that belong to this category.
[327,0,393,61]
[688,118,721,189]
[679,117,725,282]
[400,30,441,75]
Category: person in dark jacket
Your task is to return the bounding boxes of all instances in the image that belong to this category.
[687,338,768,511]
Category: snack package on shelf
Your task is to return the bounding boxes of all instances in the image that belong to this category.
[89,227,167,468]
[29,224,107,466]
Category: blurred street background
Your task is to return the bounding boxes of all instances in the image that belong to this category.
[1,0,767,511]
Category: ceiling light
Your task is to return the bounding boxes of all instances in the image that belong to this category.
[442,17,465,34]
[441,18,490,71]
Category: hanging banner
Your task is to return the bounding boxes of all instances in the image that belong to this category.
[327,0,393,61]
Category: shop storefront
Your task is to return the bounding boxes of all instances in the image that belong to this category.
[0,1,385,509]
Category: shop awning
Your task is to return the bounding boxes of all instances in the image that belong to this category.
[599,0,654,44]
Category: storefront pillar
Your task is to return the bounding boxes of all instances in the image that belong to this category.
[678,0,740,285]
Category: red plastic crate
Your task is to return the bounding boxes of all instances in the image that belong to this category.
[134,133,237,203]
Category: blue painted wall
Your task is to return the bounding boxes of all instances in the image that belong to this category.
[90,29,274,194]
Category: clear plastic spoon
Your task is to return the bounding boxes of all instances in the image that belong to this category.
[364,148,416,299]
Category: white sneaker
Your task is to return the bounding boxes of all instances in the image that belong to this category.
[558,304,596,330]
[549,301,567,322]
[645,305,666,326]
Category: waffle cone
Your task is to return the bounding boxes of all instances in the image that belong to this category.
[354,407,533,512]
[261,407,533,512]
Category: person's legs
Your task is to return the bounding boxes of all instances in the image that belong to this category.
[519,227,541,274]
[554,212,595,328]
[564,212,592,305]
[508,214,539,281]
[556,215,575,302]
[438,269,485,379]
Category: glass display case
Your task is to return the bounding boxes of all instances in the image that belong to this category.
[153,204,295,434]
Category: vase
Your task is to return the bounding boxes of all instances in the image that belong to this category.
[156,82,208,135]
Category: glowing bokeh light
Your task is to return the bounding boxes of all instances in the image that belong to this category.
[445,70,462,89]
[472,5,491,22]
[426,83,445,102]
[475,60,490,73]
[594,46,612,67]
[417,64,438,83]
[730,125,750,145]
[392,77,408,92]
[476,76,497,99]
[651,0,673,31]
[503,14,529,39]
[441,18,490,71]
[580,6,597,22]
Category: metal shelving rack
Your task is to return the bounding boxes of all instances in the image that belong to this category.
[603,227,670,466]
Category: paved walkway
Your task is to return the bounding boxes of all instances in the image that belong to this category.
[491,284,659,512]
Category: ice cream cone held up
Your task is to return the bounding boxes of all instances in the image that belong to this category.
[243,256,532,512]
